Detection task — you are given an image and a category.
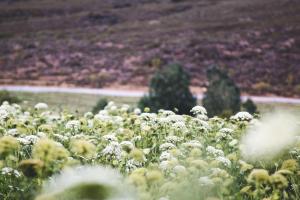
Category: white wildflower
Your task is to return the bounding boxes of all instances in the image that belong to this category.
[159,143,176,151]
[241,111,299,161]
[1,167,21,178]
[133,108,141,115]
[229,139,239,147]
[173,165,186,174]
[84,112,93,119]
[34,103,48,110]
[206,146,224,157]
[166,115,184,123]
[120,141,134,151]
[159,151,174,161]
[125,159,143,173]
[220,128,233,134]
[231,111,253,121]
[65,120,81,131]
[0,109,9,121]
[172,121,187,132]
[182,140,202,149]
[159,110,175,117]
[37,166,136,200]
[165,135,181,144]
[102,142,122,160]
[121,104,130,112]
[216,156,231,167]
[190,106,207,116]
[199,176,213,186]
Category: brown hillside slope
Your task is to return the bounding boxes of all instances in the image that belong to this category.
[0,0,299,96]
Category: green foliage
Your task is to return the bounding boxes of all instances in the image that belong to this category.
[92,98,108,114]
[0,90,20,104]
[0,102,300,200]
[138,64,196,114]
[243,99,257,114]
[203,66,241,117]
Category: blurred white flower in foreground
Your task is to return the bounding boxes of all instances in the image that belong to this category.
[35,165,136,200]
[231,111,253,121]
[241,111,299,162]
[34,103,48,110]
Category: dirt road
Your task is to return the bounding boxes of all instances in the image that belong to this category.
[1,85,300,104]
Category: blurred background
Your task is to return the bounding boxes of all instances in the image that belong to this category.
[0,0,299,115]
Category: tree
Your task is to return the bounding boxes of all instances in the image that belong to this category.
[138,64,196,114]
[203,66,241,117]
[92,98,108,114]
[242,98,257,114]
[0,90,20,104]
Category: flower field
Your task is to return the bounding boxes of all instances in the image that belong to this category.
[0,101,300,200]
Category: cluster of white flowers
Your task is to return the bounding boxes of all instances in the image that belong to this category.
[165,135,182,144]
[159,151,175,161]
[0,108,9,121]
[199,176,214,186]
[121,104,130,112]
[65,120,81,131]
[120,141,134,151]
[166,114,185,123]
[34,102,48,110]
[102,141,122,160]
[190,105,207,116]
[216,156,231,167]
[17,135,39,145]
[2,100,299,200]
[39,166,136,200]
[159,110,175,117]
[173,165,186,174]
[182,140,202,149]
[159,143,176,151]
[216,129,233,141]
[125,159,144,172]
[206,146,224,157]
[219,128,233,134]
[231,111,253,121]
[172,121,188,132]
[241,111,298,161]
[53,133,69,143]
[159,160,174,171]
[229,139,239,147]
[1,167,21,178]
[133,108,141,115]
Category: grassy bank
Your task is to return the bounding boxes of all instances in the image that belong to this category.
[10,91,300,115]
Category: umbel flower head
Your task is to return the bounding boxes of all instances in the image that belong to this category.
[35,165,136,200]
[0,135,19,157]
[247,169,270,184]
[70,139,96,159]
[240,111,299,162]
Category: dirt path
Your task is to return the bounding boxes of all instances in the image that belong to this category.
[1,85,300,104]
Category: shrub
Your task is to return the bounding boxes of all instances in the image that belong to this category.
[242,99,257,114]
[138,64,196,114]
[203,66,241,117]
[92,98,108,114]
[0,90,20,104]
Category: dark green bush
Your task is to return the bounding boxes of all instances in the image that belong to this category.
[92,98,108,114]
[0,90,20,104]
[242,98,257,114]
[203,66,241,117]
[138,64,196,114]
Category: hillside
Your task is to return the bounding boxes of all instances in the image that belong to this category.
[0,0,299,96]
